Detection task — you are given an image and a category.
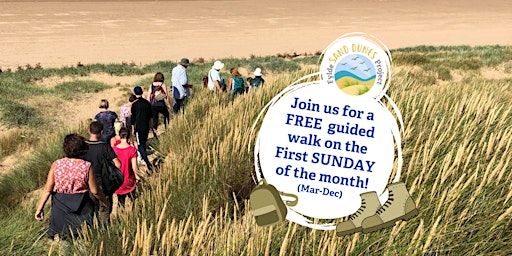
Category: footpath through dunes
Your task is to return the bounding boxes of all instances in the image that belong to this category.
[0,72,152,176]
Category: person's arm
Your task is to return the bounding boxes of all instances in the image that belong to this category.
[162,83,171,107]
[131,104,137,129]
[147,85,153,101]
[229,78,234,91]
[214,80,221,91]
[35,162,56,221]
[131,157,142,182]
[88,167,108,207]
[110,136,116,148]
[108,145,122,169]
[113,158,121,169]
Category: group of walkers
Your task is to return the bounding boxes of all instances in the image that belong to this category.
[206,60,265,95]
[33,59,265,253]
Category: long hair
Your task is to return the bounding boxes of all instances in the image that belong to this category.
[153,72,165,82]
[230,68,242,78]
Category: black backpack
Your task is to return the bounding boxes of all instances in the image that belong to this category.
[100,144,124,195]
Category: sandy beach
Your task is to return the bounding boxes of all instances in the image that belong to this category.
[0,0,511,69]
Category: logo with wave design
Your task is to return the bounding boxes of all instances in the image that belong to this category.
[334,53,375,96]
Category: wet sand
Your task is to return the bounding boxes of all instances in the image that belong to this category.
[0,0,511,69]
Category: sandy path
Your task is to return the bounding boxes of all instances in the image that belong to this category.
[0,0,511,69]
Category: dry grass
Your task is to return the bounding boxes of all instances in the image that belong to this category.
[1,47,512,255]
[66,68,512,255]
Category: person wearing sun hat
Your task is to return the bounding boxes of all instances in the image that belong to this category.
[247,67,265,92]
[171,58,193,114]
[207,60,226,92]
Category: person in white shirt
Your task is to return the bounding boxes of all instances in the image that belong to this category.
[207,60,225,92]
[171,58,193,114]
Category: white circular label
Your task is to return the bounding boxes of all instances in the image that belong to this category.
[256,82,396,223]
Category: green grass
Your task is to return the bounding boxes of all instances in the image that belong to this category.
[0,98,46,128]
[53,80,111,100]
[391,45,512,71]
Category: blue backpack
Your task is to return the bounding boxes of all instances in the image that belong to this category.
[250,77,264,88]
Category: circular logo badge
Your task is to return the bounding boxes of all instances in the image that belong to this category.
[320,33,392,100]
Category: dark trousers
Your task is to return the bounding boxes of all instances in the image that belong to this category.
[135,130,152,170]
[90,194,112,225]
[173,97,187,114]
[152,105,169,129]
[117,189,136,207]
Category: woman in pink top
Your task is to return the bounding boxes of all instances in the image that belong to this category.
[110,120,124,148]
[113,127,141,206]
[35,134,108,240]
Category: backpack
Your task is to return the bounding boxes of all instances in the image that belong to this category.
[249,179,298,226]
[100,144,124,195]
[150,84,166,104]
[250,77,264,88]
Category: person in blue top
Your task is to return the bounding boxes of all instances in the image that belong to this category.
[207,60,226,92]
[94,99,118,143]
[247,67,265,92]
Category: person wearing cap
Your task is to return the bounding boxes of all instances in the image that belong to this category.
[248,67,265,92]
[207,60,226,92]
[171,58,193,114]
[131,86,153,171]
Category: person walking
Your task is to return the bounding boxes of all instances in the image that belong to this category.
[113,127,141,207]
[171,58,193,114]
[228,67,246,96]
[119,94,137,131]
[94,99,118,143]
[81,121,121,224]
[207,60,226,92]
[131,86,153,171]
[247,67,265,92]
[147,72,170,131]
[35,134,108,252]
[110,120,124,148]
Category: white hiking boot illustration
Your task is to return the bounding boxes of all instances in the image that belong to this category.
[361,181,418,233]
[336,191,381,236]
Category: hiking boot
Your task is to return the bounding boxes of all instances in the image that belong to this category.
[336,191,381,236]
[361,181,418,233]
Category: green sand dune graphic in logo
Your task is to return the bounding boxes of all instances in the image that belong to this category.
[334,54,375,95]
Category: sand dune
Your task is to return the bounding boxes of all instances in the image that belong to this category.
[0,0,511,69]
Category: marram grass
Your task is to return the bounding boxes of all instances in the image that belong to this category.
[73,69,512,255]
[1,46,512,255]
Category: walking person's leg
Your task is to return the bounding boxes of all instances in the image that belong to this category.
[136,131,152,171]
[172,97,180,114]
[151,106,159,131]
[161,105,170,129]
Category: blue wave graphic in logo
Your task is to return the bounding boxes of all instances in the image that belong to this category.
[334,54,376,83]
[335,71,376,82]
